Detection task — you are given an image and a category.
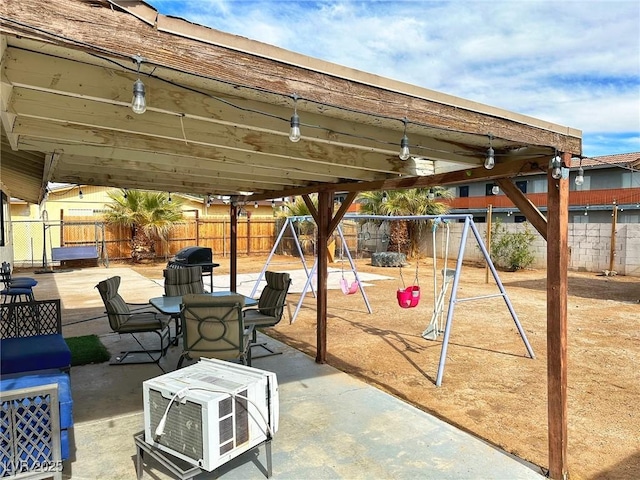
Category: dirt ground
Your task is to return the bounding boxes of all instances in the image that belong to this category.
[129,254,639,480]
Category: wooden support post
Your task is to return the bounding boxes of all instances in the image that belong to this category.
[315,191,332,364]
[546,153,570,480]
[230,202,238,293]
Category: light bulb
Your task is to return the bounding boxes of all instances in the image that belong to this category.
[399,135,410,160]
[168,192,172,203]
[428,189,435,200]
[584,210,588,216]
[575,166,584,186]
[289,112,301,142]
[131,79,146,114]
[484,146,495,169]
[550,156,563,180]
[254,201,258,208]
[492,184,500,195]
[382,192,388,203]
[78,189,83,200]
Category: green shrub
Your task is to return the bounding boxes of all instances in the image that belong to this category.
[490,220,536,271]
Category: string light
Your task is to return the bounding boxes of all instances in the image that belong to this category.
[550,155,563,180]
[492,183,500,195]
[131,55,146,114]
[123,189,128,199]
[289,94,301,142]
[382,191,388,203]
[484,134,495,170]
[428,188,435,200]
[78,187,83,200]
[575,157,584,186]
[254,201,258,208]
[399,117,410,160]
[168,192,172,203]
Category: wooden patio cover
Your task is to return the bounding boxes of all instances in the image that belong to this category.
[0,1,580,477]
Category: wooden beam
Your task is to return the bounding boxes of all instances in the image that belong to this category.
[230,202,238,292]
[546,152,570,480]
[315,190,332,364]
[328,191,357,236]
[496,178,548,240]
[245,156,546,201]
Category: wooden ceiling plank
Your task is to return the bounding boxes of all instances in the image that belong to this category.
[4,47,486,165]
[13,117,395,181]
[18,137,343,184]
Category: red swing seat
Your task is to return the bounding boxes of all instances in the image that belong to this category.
[397,285,421,308]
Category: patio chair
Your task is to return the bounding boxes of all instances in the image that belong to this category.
[243,271,291,358]
[177,293,253,369]
[1,262,37,303]
[163,265,205,296]
[163,265,205,342]
[95,276,171,366]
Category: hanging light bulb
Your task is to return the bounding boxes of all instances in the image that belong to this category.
[78,187,83,200]
[130,55,147,114]
[428,188,435,200]
[289,94,301,142]
[254,201,258,209]
[484,134,495,169]
[492,184,500,195]
[382,191,388,203]
[550,155,563,180]
[131,78,146,114]
[399,118,410,160]
[484,146,495,170]
[584,209,588,216]
[123,189,128,199]
[575,165,584,186]
[271,199,276,207]
[168,192,172,203]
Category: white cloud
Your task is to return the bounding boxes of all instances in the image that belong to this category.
[147,0,640,156]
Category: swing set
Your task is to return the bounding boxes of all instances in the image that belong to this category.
[251,216,373,324]
[343,213,535,387]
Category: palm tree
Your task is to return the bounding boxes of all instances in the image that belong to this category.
[103,189,184,262]
[358,187,452,258]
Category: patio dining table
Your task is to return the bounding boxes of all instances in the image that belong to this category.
[149,292,259,345]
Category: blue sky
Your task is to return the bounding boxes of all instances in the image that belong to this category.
[148,0,640,158]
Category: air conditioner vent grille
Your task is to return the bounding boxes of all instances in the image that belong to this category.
[148,390,203,461]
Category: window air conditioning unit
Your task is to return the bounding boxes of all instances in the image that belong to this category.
[143,358,279,471]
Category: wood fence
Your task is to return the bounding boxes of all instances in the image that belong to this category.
[17,217,361,263]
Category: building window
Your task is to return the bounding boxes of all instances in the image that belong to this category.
[516,181,527,193]
[514,215,527,223]
[0,191,7,247]
[459,186,469,198]
[473,216,486,223]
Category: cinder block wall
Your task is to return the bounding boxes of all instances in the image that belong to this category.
[434,222,640,277]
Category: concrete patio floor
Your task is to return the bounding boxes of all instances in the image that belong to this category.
[28,266,545,479]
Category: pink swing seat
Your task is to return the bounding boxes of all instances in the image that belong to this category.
[340,277,359,295]
[397,285,421,308]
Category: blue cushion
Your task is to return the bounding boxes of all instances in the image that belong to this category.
[0,371,73,429]
[0,334,71,375]
[0,372,73,461]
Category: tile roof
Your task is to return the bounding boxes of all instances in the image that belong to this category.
[581,152,640,168]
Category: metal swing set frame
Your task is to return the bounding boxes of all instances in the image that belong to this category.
[253,213,534,386]
[343,214,535,387]
[250,216,373,324]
